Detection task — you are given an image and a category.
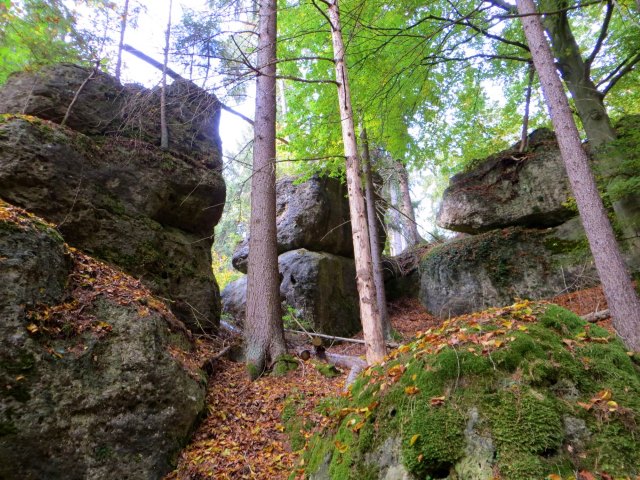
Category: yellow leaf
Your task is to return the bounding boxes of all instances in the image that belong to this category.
[409,434,420,446]
[335,440,349,453]
[404,386,420,395]
[606,400,618,412]
[596,389,612,401]
[26,323,39,334]
[547,474,562,480]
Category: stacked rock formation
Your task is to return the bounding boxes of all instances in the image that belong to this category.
[223,175,384,337]
[0,63,226,332]
[419,128,639,317]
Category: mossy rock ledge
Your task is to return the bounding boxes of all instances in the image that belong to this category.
[296,302,640,479]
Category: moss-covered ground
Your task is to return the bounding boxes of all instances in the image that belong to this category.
[296,301,640,480]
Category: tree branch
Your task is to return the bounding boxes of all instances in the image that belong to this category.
[585,0,613,74]
[600,52,640,96]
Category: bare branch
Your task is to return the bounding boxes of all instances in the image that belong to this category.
[585,0,613,73]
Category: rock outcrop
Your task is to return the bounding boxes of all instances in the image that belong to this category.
[232,175,356,273]
[223,249,361,337]
[224,175,379,336]
[0,201,206,480]
[436,129,574,234]
[417,126,640,318]
[297,304,640,479]
[0,63,222,167]
[0,64,226,332]
[419,224,595,318]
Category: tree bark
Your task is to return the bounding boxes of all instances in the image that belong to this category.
[326,0,386,364]
[541,0,640,247]
[388,179,406,255]
[396,161,422,246]
[160,0,172,150]
[360,120,392,340]
[519,63,535,152]
[115,0,130,82]
[245,0,287,379]
[517,0,640,351]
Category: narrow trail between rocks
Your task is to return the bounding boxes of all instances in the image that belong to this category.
[166,287,614,480]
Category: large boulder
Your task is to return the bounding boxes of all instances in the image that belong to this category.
[0,201,206,479]
[0,63,222,167]
[232,175,385,273]
[223,249,361,337]
[419,224,597,318]
[436,129,575,234]
[0,114,225,332]
[297,304,640,478]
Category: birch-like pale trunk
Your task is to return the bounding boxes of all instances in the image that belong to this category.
[160,0,172,150]
[327,0,386,364]
[360,121,391,340]
[245,0,287,378]
[396,161,421,246]
[517,0,640,351]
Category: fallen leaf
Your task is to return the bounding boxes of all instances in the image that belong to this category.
[409,434,420,446]
[404,386,420,395]
[430,396,446,407]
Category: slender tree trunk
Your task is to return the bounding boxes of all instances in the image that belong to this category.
[519,63,535,152]
[160,0,172,150]
[115,0,130,82]
[360,120,391,340]
[326,0,386,364]
[388,180,406,255]
[245,0,287,379]
[541,0,640,248]
[396,161,421,246]
[517,0,640,351]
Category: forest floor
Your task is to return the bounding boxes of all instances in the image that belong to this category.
[165,285,613,480]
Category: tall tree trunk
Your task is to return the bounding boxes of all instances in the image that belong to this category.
[519,63,535,152]
[115,0,130,82]
[517,0,640,351]
[388,179,406,256]
[541,0,640,248]
[245,0,287,379]
[396,161,422,246]
[540,0,615,147]
[360,120,391,340]
[160,0,172,150]
[326,0,386,364]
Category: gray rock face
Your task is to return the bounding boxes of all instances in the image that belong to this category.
[0,63,222,168]
[0,115,224,332]
[232,175,378,273]
[420,225,597,318]
[436,130,575,234]
[0,204,206,480]
[223,249,361,336]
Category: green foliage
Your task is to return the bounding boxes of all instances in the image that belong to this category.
[0,0,93,84]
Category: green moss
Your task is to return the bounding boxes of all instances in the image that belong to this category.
[0,421,17,437]
[305,434,333,475]
[402,404,466,477]
[315,362,341,378]
[272,354,299,377]
[298,304,640,479]
[246,362,261,380]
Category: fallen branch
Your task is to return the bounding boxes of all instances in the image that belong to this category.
[581,309,610,323]
[285,328,399,348]
[201,343,236,375]
[294,346,367,390]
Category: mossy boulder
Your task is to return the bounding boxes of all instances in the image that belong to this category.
[0,63,222,167]
[436,129,575,234]
[297,302,640,479]
[0,202,206,479]
[419,225,599,318]
[0,114,225,331]
[223,249,361,337]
